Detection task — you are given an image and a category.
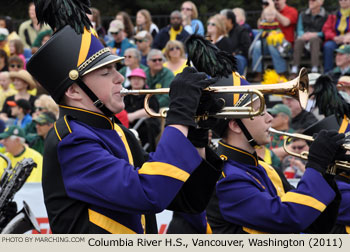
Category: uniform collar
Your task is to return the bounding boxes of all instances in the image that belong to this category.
[217,141,259,167]
[59,105,114,130]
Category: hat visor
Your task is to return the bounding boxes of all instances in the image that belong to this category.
[82,54,124,76]
[0,132,10,139]
[6,101,17,107]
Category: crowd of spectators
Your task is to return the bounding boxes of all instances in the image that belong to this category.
[1,0,350,183]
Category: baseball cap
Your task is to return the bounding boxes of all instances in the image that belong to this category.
[127,68,146,79]
[0,125,25,139]
[335,45,350,54]
[337,75,350,88]
[108,20,124,34]
[268,104,292,119]
[0,28,9,41]
[33,112,56,125]
[134,31,150,40]
[308,73,321,86]
[7,99,32,112]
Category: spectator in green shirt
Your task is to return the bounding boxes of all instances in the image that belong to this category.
[266,103,294,161]
[26,111,55,155]
[145,49,174,108]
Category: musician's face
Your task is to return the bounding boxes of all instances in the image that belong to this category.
[242,100,273,145]
[82,63,125,114]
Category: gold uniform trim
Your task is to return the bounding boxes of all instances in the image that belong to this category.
[63,115,72,133]
[54,122,62,141]
[219,141,258,166]
[88,209,136,234]
[114,124,134,166]
[243,227,269,234]
[233,72,241,105]
[346,226,350,234]
[259,161,285,197]
[138,162,190,182]
[58,105,114,129]
[339,115,349,133]
[77,28,92,66]
[281,192,326,212]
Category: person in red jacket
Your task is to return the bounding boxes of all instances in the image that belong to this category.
[322,0,350,73]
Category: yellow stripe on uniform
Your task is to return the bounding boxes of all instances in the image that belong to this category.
[63,115,72,133]
[138,162,190,182]
[88,209,136,234]
[77,28,92,66]
[233,72,241,105]
[346,226,350,234]
[114,124,134,166]
[259,161,285,197]
[339,115,349,133]
[54,122,62,141]
[243,227,269,234]
[206,221,212,234]
[281,192,326,212]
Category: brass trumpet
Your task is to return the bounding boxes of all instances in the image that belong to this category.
[268,128,350,174]
[120,68,309,119]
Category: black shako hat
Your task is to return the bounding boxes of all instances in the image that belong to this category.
[303,115,342,136]
[27,25,123,103]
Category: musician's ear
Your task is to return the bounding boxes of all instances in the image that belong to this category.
[228,119,242,134]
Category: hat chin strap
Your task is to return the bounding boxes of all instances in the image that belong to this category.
[235,119,259,148]
[75,78,114,117]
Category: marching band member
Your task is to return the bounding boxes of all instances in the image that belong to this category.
[26,0,223,233]
[205,76,343,233]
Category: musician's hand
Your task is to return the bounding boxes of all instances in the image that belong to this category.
[196,92,225,129]
[306,130,345,175]
[188,127,209,148]
[165,67,217,128]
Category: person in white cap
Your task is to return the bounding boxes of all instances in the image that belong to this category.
[106,19,135,57]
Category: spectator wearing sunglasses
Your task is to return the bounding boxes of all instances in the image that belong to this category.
[118,48,147,88]
[163,40,187,76]
[8,55,24,72]
[107,19,135,57]
[134,31,153,66]
[24,94,58,135]
[266,103,294,162]
[206,14,233,57]
[26,111,56,155]
[180,1,205,36]
[145,49,174,108]
[281,138,308,179]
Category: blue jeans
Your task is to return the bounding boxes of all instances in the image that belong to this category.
[323,40,337,73]
[235,54,248,75]
[252,39,287,73]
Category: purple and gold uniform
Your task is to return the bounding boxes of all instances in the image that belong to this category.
[43,105,221,233]
[207,141,337,234]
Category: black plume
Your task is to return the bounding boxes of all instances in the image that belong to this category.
[311,74,350,121]
[34,0,92,34]
[185,34,237,78]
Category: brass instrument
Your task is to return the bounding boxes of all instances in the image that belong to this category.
[268,128,350,174]
[120,68,309,119]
